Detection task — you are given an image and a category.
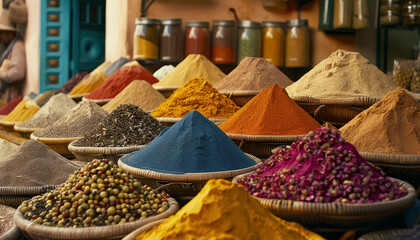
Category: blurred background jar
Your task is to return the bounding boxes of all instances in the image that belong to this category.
[334,0,354,28]
[160,18,184,62]
[380,0,402,26]
[133,18,160,60]
[212,20,236,65]
[237,20,261,64]
[285,19,310,67]
[262,21,285,66]
[353,0,370,29]
[402,0,420,25]
[185,21,211,59]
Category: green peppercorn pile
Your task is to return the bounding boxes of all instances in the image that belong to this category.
[19,159,170,227]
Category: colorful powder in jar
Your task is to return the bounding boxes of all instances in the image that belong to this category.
[185,21,210,59]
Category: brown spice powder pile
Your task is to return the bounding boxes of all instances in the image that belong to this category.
[340,88,420,154]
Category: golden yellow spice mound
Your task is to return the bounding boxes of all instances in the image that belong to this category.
[1,98,40,123]
[136,179,324,240]
[68,61,110,96]
[152,78,240,119]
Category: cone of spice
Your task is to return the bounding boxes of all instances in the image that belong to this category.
[85,61,158,100]
[0,96,22,115]
[34,90,57,107]
[0,139,18,161]
[219,85,321,135]
[152,78,239,119]
[68,61,111,96]
[56,72,89,94]
[134,179,324,240]
[340,88,420,155]
[1,98,40,123]
[102,80,166,113]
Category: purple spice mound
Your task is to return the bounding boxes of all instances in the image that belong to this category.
[237,127,408,203]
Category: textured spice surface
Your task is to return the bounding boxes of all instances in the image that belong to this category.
[102,80,165,113]
[0,140,78,187]
[153,65,174,80]
[68,61,110,96]
[0,205,15,236]
[16,93,76,129]
[0,139,18,161]
[0,96,22,115]
[219,85,320,135]
[214,57,293,91]
[75,104,164,147]
[286,49,398,99]
[152,78,239,119]
[122,111,256,174]
[340,88,420,154]
[135,179,324,240]
[33,101,108,138]
[154,54,226,87]
[1,98,40,123]
[86,62,158,100]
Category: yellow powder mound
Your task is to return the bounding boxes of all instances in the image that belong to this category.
[68,61,110,96]
[136,179,324,240]
[1,98,40,123]
[152,78,240,119]
[286,49,398,99]
[153,54,226,87]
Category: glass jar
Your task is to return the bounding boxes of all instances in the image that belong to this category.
[237,20,261,64]
[262,21,285,66]
[380,0,402,25]
[402,0,420,25]
[285,19,310,67]
[212,20,236,65]
[160,18,184,62]
[133,18,160,60]
[333,0,354,28]
[185,21,211,59]
[319,0,335,30]
[353,0,370,29]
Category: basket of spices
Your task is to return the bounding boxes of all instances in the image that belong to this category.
[0,98,40,132]
[0,140,79,208]
[0,205,22,240]
[122,219,165,240]
[152,54,226,98]
[69,104,164,162]
[219,85,321,158]
[14,93,76,138]
[214,57,293,107]
[358,225,420,240]
[82,97,112,106]
[233,127,417,230]
[30,101,108,158]
[151,77,239,128]
[119,111,260,199]
[124,179,324,240]
[14,159,179,240]
[340,88,420,188]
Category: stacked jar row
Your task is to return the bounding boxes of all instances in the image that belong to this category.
[133,18,310,67]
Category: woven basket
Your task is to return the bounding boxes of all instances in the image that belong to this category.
[13,125,43,139]
[68,93,88,103]
[226,133,303,158]
[220,90,260,107]
[155,117,227,128]
[30,133,82,159]
[0,120,18,132]
[358,227,419,240]
[118,154,261,198]
[0,205,22,240]
[0,128,28,145]
[122,219,165,240]
[314,105,364,126]
[233,173,417,230]
[290,95,381,107]
[14,197,179,240]
[360,152,420,188]
[68,140,146,163]
[0,185,58,208]
[295,102,321,115]
[82,97,112,106]
[152,86,178,98]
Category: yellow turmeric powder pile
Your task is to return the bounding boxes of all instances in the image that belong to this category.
[135,179,324,240]
[152,78,240,119]
[68,61,110,96]
[1,98,40,123]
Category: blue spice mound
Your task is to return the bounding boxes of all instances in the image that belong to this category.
[120,110,256,174]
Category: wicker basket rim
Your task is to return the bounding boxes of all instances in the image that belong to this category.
[290,95,382,106]
[68,140,146,154]
[13,124,44,133]
[30,133,82,144]
[155,117,227,123]
[118,153,261,181]
[152,85,179,91]
[226,133,303,142]
[81,97,113,103]
[233,172,416,215]
[121,219,166,240]
[67,93,89,99]
[0,185,59,196]
[14,198,179,239]
[219,90,261,96]
[358,227,415,240]
[360,152,420,165]
[0,120,18,126]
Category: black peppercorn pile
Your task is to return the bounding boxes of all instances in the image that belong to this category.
[74,104,164,147]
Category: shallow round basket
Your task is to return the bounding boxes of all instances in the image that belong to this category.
[118,154,261,198]
[220,90,260,107]
[30,133,82,159]
[290,95,381,107]
[0,185,58,208]
[68,140,146,163]
[68,93,88,103]
[358,227,419,240]
[360,152,420,188]
[0,120,18,132]
[0,205,22,240]
[13,125,43,139]
[233,173,417,230]
[295,102,321,116]
[155,117,227,128]
[82,97,112,106]
[14,197,179,240]
[152,86,178,98]
[226,133,303,158]
[122,219,165,240]
[314,104,365,126]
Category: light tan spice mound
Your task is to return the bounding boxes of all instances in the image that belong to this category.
[0,139,18,161]
[340,88,420,155]
[286,49,398,99]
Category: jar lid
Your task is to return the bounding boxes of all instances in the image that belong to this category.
[213,20,235,26]
[161,18,182,25]
[238,20,261,28]
[286,19,309,27]
[135,17,160,25]
[262,21,284,27]
[186,21,210,28]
